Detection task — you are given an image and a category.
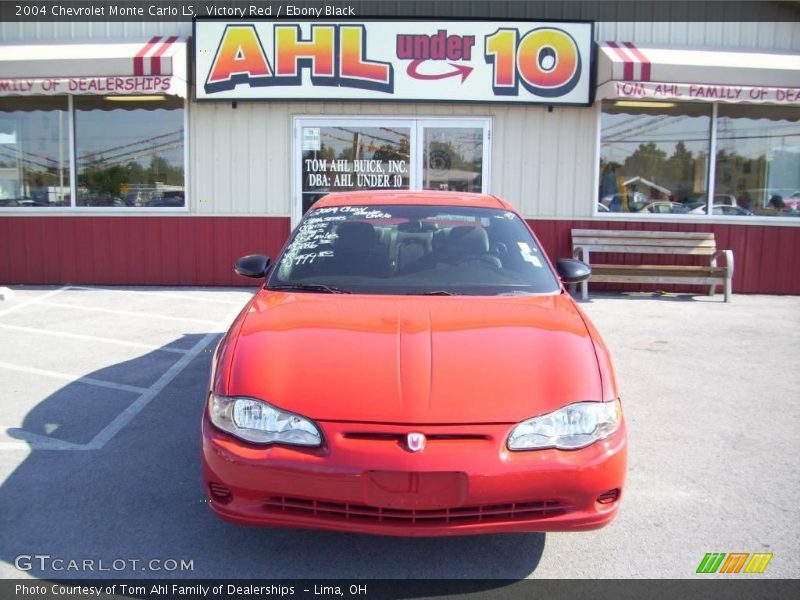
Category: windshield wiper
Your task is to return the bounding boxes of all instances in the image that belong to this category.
[268,283,352,294]
[496,290,533,296]
[407,290,455,296]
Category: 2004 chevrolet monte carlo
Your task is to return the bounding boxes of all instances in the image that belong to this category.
[202,190,627,536]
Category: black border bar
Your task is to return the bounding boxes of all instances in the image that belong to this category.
[2,1,799,23]
[4,579,800,600]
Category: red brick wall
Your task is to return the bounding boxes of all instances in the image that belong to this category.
[527,219,800,295]
[0,216,290,286]
[1,216,797,293]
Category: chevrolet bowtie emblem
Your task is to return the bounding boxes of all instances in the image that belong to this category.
[406,432,426,452]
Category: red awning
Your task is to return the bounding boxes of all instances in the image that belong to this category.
[596,42,800,105]
[0,37,188,98]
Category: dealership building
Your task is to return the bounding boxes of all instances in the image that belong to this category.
[1,2,799,293]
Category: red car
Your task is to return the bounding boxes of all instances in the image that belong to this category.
[202,191,627,536]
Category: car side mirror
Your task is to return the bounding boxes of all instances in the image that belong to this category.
[235,254,271,279]
[555,258,591,283]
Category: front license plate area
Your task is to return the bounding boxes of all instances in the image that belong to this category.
[364,471,467,509]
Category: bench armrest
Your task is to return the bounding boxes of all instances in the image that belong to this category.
[710,249,734,302]
[710,249,734,277]
[571,246,589,300]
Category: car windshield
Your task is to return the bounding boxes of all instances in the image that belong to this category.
[267,204,561,295]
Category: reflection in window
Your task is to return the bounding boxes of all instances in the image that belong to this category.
[271,204,560,295]
[0,97,69,207]
[423,127,483,193]
[599,100,711,215]
[301,126,410,214]
[74,96,184,208]
[715,104,800,217]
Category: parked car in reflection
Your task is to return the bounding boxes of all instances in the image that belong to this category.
[146,192,184,207]
[79,193,132,207]
[686,193,738,207]
[125,189,154,206]
[687,203,754,216]
[714,205,754,216]
[637,201,689,214]
[12,197,52,207]
[601,192,647,212]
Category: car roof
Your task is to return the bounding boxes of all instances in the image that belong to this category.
[312,190,514,210]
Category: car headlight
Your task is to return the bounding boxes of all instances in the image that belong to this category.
[208,394,322,447]
[507,399,621,451]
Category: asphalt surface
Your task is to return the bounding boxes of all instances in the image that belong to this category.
[0,286,798,579]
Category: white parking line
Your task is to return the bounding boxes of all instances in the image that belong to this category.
[33,300,219,325]
[0,290,252,452]
[84,303,244,450]
[0,361,149,394]
[0,287,67,318]
[0,323,189,355]
[66,285,249,305]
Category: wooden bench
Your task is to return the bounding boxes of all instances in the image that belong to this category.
[571,229,734,302]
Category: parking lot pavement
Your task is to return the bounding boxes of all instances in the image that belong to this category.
[0,287,798,579]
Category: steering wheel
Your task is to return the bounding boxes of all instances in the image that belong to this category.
[492,242,509,258]
[456,255,503,269]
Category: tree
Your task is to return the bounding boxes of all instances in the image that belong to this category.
[146,154,181,185]
[665,141,695,200]
[623,142,668,185]
[81,160,129,196]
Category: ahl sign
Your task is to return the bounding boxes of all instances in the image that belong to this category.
[194,20,594,104]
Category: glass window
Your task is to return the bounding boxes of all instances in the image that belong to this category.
[715,104,800,217]
[599,100,712,215]
[269,204,560,296]
[301,126,411,214]
[296,118,492,220]
[422,127,484,193]
[0,96,69,207]
[74,96,184,208]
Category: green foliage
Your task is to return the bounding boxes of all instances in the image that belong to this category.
[622,142,668,183]
[79,153,183,196]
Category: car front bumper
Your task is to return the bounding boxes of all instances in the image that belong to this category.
[201,415,627,537]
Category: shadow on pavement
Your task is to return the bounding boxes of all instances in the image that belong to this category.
[574,291,720,303]
[0,333,545,581]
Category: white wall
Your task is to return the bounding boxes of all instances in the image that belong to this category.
[597,21,800,51]
[0,21,191,40]
[189,101,598,218]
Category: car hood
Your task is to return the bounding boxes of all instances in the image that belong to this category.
[227,291,602,424]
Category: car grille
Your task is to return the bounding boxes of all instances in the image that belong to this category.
[341,432,490,442]
[263,496,571,525]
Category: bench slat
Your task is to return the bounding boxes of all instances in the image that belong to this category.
[573,236,717,248]
[590,274,725,285]
[574,244,716,255]
[572,229,715,240]
[592,265,727,276]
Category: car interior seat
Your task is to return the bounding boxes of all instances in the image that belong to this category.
[331,221,390,277]
[394,221,434,273]
[440,226,503,268]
